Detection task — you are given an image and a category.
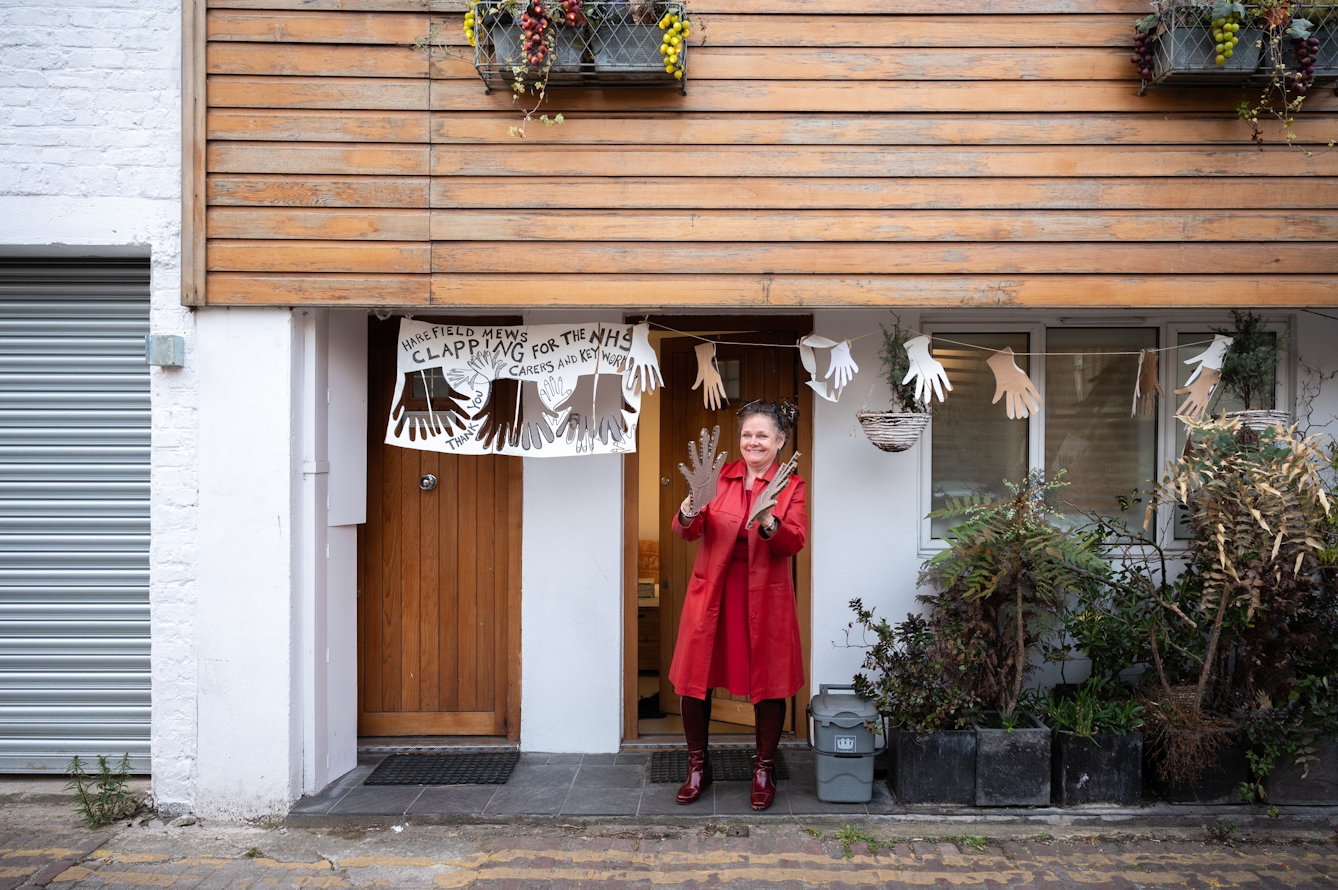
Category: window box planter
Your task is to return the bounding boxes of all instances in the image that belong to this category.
[973,713,1051,807]
[1146,735,1249,804]
[1263,740,1338,805]
[471,0,687,91]
[1140,3,1262,91]
[890,728,976,805]
[1052,731,1143,807]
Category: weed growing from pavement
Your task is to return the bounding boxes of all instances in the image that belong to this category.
[957,834,989,852]
[246,848,263,859]
[835,825,882,858]
[802,827,824,838]
[66,754,141,828]
[1207,822,1239,844]
[1035,832,1052,842]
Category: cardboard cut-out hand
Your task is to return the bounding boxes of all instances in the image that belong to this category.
[1133,350,1164,417]
[901,336,952,405]
[513,380,560,451]
[554,373,631,447]
[1183,334,1233,386]
[986,347,1042,419]
[1175,366,1220,420]
[692,342,728,411]
[799,335,859,402]
[622,323,663,395]
[746,451,800,531]
[678,426,728,516]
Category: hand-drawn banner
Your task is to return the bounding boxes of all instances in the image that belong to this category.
[386,319,662,456]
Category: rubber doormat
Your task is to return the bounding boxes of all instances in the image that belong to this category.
[649,748,789,783]
[364,751,520,785]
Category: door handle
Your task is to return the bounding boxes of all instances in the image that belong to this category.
[419,474,438,491]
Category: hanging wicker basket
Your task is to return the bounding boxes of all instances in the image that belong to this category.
[856,410,931,453]
[1225,409,1292,432]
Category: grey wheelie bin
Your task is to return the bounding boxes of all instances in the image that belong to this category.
[807,684,886,803]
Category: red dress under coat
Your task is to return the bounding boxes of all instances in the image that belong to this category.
[669,458,808,704]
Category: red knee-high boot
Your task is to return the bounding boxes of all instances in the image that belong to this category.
[751,698,786,811]
[677,695,713,804]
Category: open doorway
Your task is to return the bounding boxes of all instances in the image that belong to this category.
[625,316,813,742]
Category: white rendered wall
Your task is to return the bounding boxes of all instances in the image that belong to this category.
[520,311,625,753]
[0,0,194,812]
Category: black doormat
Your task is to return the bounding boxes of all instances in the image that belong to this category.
[648,748,789,783]
[364,751,520,786]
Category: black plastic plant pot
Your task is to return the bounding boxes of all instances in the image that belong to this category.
[890,728,976,805]
[1263,739,1338,805]
[973,713,1051,807]
[1146,735,1249,804]
[1052,731,1142,807]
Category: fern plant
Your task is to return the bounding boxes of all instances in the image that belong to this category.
[920,470,1110,720]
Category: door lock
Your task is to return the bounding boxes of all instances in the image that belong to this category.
[661,477,671,486]
[419,474,438,491]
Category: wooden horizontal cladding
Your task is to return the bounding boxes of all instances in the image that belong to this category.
[208,109,431,143]
[208,271,431,304]
[209,173,429,206]
[209,76,427,110]
[430,242,1338,275]
[202,272,1338,308]
[429,210,1338,243]
[208,239,431,272]
[204,0,1153,14]
[208,42,428,78]
[208,207,430,239]
[207,9,429,44]
[423,274,1338,309]
[209,142,429,175]
[431,146,1338,179]
[431,176,1337,210]
[430,114,1336,147]
[427,81,1338,115]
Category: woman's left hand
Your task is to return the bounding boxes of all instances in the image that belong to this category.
[746,452,800,530]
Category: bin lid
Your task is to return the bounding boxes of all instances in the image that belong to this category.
[810,688,879,725]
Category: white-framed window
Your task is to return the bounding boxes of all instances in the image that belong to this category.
[918,314,1293,552]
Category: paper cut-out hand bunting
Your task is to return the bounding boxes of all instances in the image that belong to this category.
[746,451,801,530]
[1175,335,1233,419]
[692,342,728,410]
[513,380,559,451]
[987,347,1042,419]
[554,374,630,447]
[1133,350,1164,417]
[622,323,662,395]
[799,335,859,402]
[678,426,728,516]
[901,336,952,405]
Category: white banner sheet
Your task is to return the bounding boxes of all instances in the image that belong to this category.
[386,319,662,456]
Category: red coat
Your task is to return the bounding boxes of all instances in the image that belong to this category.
[668,459,807,703]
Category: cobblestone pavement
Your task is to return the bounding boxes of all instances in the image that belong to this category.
[3,802,1337,890]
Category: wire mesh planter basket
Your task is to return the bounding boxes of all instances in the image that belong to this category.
[471,0,687,91]
[1225,408,1292,431]
[1256,5,1338,82]
[856,411,931,453]
[1138,2,1267,91]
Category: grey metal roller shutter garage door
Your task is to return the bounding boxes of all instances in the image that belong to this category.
[0,260,150,773]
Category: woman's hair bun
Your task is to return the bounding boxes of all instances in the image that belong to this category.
[738,398,800,434]
[776,398,800,431]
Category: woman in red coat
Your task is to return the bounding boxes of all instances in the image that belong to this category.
[669,399,807,810]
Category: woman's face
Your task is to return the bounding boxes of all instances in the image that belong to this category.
[739,413,784,473]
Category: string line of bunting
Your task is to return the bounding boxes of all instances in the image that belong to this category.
[384,318,1234,458]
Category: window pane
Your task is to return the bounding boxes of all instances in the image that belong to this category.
[930,332,1029,538]
[1044,328,1158,529]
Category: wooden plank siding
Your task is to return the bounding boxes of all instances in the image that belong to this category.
[199,0,1338,308]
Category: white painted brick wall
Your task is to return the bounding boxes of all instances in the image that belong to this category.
[0,0,197,814]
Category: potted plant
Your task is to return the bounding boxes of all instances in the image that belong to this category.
[848,606,983,805]
[1249,675,1338,805]
[1216,310,1290,430]
[1143,417,1331,802]
[1040,678,1145,806]
[921,471,1110,806]
[856,322,931,453]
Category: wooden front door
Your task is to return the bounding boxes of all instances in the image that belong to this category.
[657,333,808,730]
[358,321,521,738]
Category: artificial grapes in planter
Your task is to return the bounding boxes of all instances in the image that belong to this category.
[658,11,689,79]
[1211,10,1243,65]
